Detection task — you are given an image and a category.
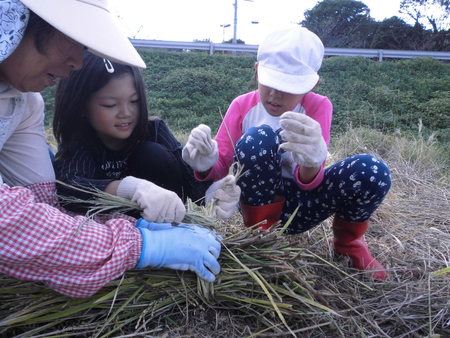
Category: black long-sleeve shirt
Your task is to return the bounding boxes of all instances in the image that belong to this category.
[54,118,210,213]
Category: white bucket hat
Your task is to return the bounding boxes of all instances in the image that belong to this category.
[20,0,145,68]
[257,26,324,95]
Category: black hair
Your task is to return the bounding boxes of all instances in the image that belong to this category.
[24,11,57,54]
[53,51,149,156]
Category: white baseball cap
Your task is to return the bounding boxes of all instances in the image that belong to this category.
[20,0,146,68]
[257,26,324,95]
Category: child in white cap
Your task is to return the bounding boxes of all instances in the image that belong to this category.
[182,25,392,280]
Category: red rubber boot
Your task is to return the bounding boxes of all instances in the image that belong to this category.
[240,196,285,230]
[332,216,387,280]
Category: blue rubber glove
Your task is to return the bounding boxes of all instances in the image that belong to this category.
[135,225,221,282]
[136,219,215,237]
[135,219,174,231]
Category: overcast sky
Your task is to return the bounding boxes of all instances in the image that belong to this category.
[110,0,402,45]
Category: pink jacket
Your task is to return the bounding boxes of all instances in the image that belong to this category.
[197,90,333,190]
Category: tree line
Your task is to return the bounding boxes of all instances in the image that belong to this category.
[296,0,448,51]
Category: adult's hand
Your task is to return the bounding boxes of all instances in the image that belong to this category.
[136,219,217,237]
[136,224,221,282]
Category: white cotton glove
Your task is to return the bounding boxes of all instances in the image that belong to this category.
[205,175,241,219]
[279,112,328,168]
[117,176,186,223]
[182,124,219,172]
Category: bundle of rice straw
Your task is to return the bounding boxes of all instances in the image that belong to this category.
[0,183,344,337]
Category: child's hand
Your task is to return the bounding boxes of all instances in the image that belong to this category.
[205,174,241,219]
[278,112,327,168]
[182,124,219,172]
[117,176,186,223]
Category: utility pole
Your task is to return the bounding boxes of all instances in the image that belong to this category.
[232,0,253,45]
[233,0,237,45]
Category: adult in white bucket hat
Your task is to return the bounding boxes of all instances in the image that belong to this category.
[1,0,145,68]
[0,0,221,298]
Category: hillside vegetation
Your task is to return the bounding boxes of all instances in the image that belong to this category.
[43,50,449,147]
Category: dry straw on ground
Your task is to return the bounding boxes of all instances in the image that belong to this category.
[1,127,449,337]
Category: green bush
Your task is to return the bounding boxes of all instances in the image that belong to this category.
[318,56,449,142]
[140,50,255,131]
[41,51,449,145]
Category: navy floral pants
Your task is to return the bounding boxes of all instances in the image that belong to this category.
[235,125,392,234]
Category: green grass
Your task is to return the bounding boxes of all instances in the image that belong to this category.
[42,50,450,146]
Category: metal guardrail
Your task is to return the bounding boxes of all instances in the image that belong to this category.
[131,38,450,61]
